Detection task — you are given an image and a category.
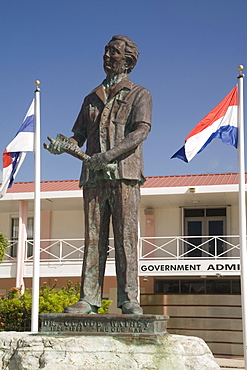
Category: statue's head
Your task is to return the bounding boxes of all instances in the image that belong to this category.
[103,35,139,75]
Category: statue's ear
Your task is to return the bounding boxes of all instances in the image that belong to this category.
[125,56,134,71]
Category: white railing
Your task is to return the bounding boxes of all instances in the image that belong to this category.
[139,235,240,260]
[3,238,115,263]
[3,235,241,263]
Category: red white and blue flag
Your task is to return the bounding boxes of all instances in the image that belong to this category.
[171,86,238,162]
[0,100,34,198]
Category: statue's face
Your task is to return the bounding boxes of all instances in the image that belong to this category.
[103,40,126,75]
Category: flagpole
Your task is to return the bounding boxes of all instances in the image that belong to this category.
[31,80,41,332]
[237,65,247,365]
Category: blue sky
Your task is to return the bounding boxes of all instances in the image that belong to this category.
[0,0,246,183]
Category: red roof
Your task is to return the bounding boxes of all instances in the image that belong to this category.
[142,173,241,188]
[6,180,80,193]
[4,173,242,194]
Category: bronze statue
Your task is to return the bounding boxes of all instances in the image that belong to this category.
[45,35,152,314]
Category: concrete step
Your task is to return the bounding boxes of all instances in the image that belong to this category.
[215,357,245,369]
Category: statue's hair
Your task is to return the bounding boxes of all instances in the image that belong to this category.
[110,35,139,73]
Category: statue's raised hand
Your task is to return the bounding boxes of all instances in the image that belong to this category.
[43,136,65,155]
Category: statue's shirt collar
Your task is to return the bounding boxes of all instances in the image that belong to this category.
[90,76,132,104]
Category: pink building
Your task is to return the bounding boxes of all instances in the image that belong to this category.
[0,173,244,356]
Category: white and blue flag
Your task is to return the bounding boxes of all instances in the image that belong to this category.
[0,100,34,198]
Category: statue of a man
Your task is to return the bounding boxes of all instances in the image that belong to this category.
[47,35,152,314]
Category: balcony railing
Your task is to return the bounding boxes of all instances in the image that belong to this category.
[139,235,240,260]
[3,235,240,263]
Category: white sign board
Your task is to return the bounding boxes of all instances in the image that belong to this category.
[139,259,240,276]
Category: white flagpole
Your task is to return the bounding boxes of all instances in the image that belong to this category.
[237,65,247,366]
[31,80,41,332]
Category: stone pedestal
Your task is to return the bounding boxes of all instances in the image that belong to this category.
[0,332,220,369]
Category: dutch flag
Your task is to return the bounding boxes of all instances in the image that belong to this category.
[171,86,238,162]
[0,100,34,198]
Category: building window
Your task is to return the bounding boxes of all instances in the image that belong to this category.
[10,218,34,257]
[155,279,179,294]
[154,278,240,294]
[184,208,226,257]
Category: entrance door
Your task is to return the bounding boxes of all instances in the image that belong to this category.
[184,208,226,258]
[186,219,204,257]
[208,219,224,256]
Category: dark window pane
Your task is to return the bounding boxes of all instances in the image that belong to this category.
[27,218,34,239]
[11,218,19,239]
[10,217,34,258]
[232,280,241,294]
[155,280,179,294]
[187,221,202,236]
[181,280,205,294]
[154,279,240,295]
[184,209,204,217]
[11,218,18,257]
[206,280,231,294]
[208,220,224,255]
[186,221,202,257]
[206,208,226,217]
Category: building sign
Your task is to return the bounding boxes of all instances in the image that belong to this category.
[139,259,240,276]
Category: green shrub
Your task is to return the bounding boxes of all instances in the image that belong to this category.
[0,231,9,263]
[98,299,113,313]
[0,280,112,331]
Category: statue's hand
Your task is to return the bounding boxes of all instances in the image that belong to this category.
[86,152,112,170]
[43,136,65,155]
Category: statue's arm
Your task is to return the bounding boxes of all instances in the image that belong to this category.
[87,123,150,170]
[106,122,150,160]
[69,133,86,148]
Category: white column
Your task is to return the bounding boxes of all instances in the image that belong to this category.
[16,200,28,290]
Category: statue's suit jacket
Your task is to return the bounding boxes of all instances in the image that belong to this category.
[72,76,152,186]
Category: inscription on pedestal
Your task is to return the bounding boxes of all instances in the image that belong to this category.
[39,314,169,337]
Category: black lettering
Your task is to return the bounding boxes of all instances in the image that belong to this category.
[141,265,147,272]
[225,264,236,271]
[216,264,224,270]
[143,322,149,330]
[207,264,215,271]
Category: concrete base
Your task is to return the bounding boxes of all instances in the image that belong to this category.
[0,332,220,369]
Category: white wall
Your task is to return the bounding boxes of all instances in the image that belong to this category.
[155,208,181,236]
[0,213,11,239]
[230,206,239,234]
[50,210,84,239]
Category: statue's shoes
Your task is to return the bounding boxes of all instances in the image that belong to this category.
[64,300,98,314]
[121,301,143,315]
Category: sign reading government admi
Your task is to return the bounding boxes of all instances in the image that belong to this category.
[139,260,240,276]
